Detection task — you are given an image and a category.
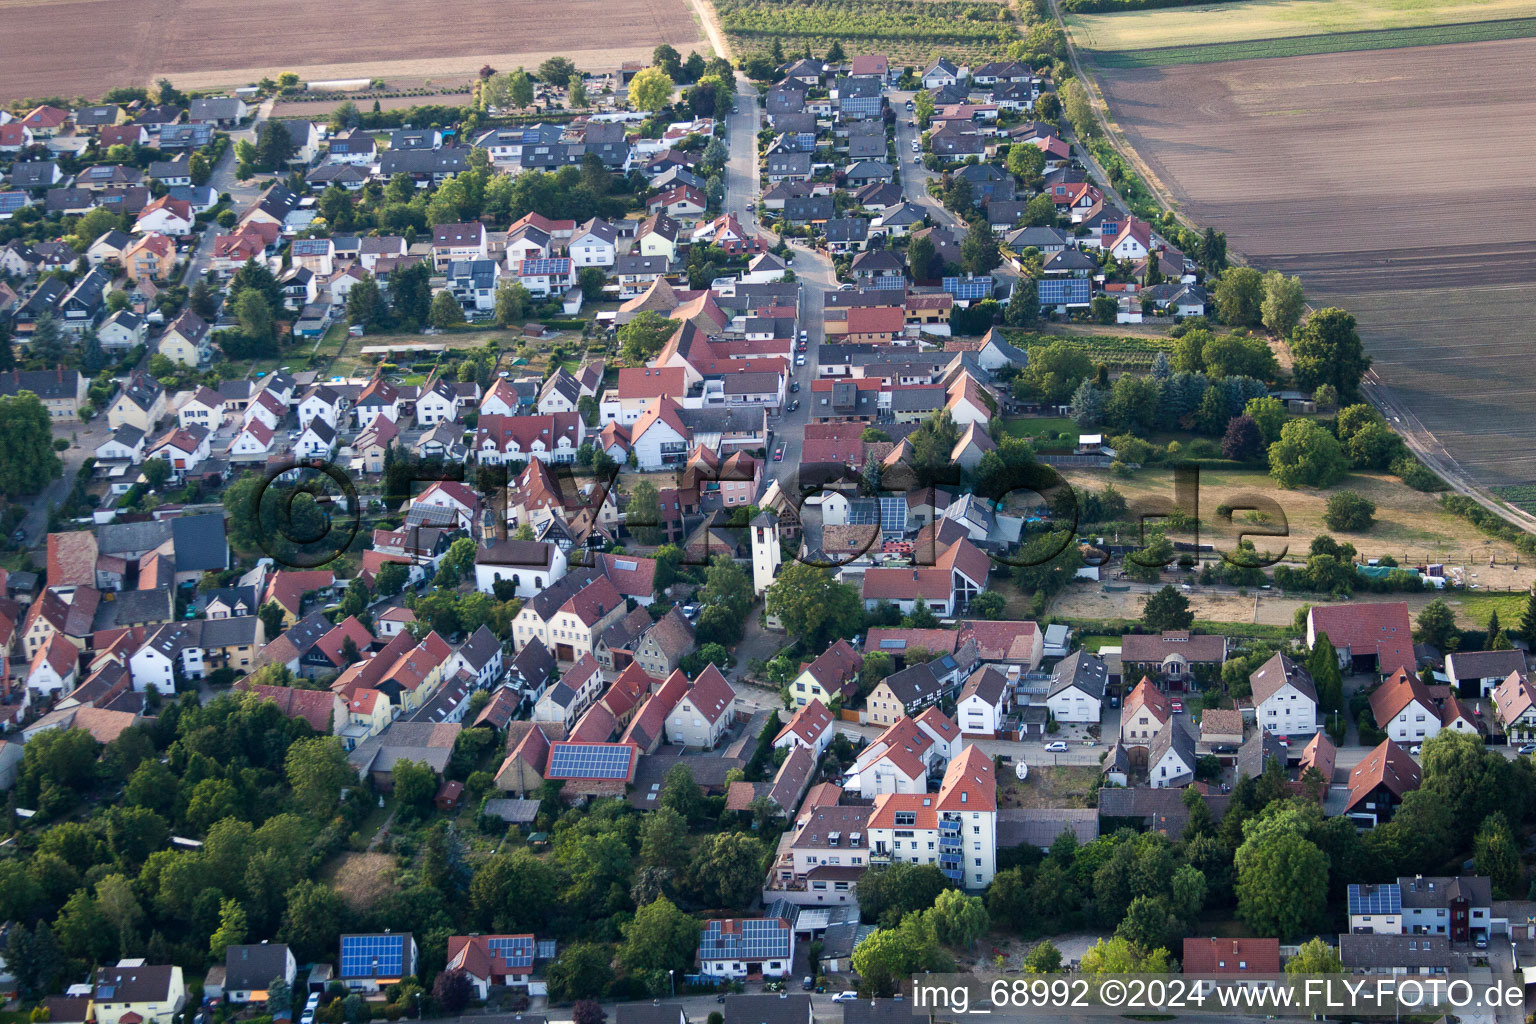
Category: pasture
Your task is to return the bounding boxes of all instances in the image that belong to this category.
[1093,38,1536,490]
[0,0,707,102]
[1067,0,1536,53]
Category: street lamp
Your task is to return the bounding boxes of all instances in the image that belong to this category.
[669,969,675,997]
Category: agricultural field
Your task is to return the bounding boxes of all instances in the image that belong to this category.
[1092,39,1536,491]
[0,0,707,102]
[1068,0,1536,59]
[1088,17,1536,65]
[1003,329,1176,369]
[714,0,1018,62]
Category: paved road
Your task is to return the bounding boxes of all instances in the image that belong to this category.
[720,70,833,488]
[182,98,274,288]
[889,91,964,233]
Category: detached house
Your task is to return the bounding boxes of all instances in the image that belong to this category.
[158,310,211,367]
[665,663,737,748]
[134,196,194,236]
[1047,651,1108,724]
[92,961,186,1024]
[1249,653,1319,737]
[431,222,488,271]
[1369,668,1442,744]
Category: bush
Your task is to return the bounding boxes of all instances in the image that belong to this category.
[1323,491,1376,532]
[1392,455,1446,492]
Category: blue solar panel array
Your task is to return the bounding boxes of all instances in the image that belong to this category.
[871,274,906,291]
[699,919,792,961]
[943,276,993,300]
[519,258,572,276]
[487,936,535,968]
[340,934,408,978]
[1347,884,1402,917]
[1037,278,1092,306]
[547,743,634,779]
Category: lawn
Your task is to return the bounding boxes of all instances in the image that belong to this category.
[1067,0,1536,53]
[1001,415,1078,439]
[1059,463,1536,589]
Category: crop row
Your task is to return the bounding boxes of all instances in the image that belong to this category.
[1090,15,1536,66]
[717,0,1012,46]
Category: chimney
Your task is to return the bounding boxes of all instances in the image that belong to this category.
[57,365,63,382]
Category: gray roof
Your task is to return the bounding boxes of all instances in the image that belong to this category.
[171,513,229,573]
[1048,650,1108,701]
[1445,648,1527,681]
[723,993,812,1024]
[1398,874,1492,910]
[224,942,292,990]
[1338,933,1467,972]
[1249,652,1317,705]
[1149,718,1196,777]
[995,807,1099,848]
[456,625,501,671]
[1236,728,1287,781]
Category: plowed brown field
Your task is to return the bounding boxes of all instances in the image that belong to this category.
[1096,38,1536,489]
[0,0,707,102]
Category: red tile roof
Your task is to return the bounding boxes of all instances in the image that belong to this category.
[242,682,337,733]
[1368,667,1438,728]
[684,662,736,725]
[1346,738,1421,813]
[845,305,905,335]
[799,639,863,700]
[936,744,995,812]
[616,366,686,401]
[47,531,98,589]
[1308,602,1414,677]
[775,698,834,747]
[1181,938,1281,974]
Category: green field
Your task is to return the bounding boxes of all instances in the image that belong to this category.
[715,0,1016,61]
[1089,15,1536,65]
[1003,329,1176,369]
[1493,484,1536,516]
[1068,0,1536,51]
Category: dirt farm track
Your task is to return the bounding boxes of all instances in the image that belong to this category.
[0,0,709,101]
[1095,37,1536,490]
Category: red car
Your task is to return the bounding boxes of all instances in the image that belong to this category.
[1169,699,1184,713]
[773,447,785,461]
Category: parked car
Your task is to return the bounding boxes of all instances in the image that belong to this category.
[1045,741,1069,753]
[774,446,785,462]
[1410,745,1422,755]
[796,354,806,366]
[1169,699,1183,713]
[834,992,859,1003]
[802,977,814,991]
[905,99,914,110]
[1518,743,1536,755]
[790,381,800,392]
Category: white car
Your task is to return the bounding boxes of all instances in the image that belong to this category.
[796,354,806,366]
[1045,741,1069,753]
[833,992,859,1003]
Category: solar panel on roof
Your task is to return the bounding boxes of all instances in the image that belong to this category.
[486,936,534,968]
[546,743,633,779]
[1347,884,1402,916]
[879,638,907,649]
[340,934,405,978]
[520,258,571,275]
